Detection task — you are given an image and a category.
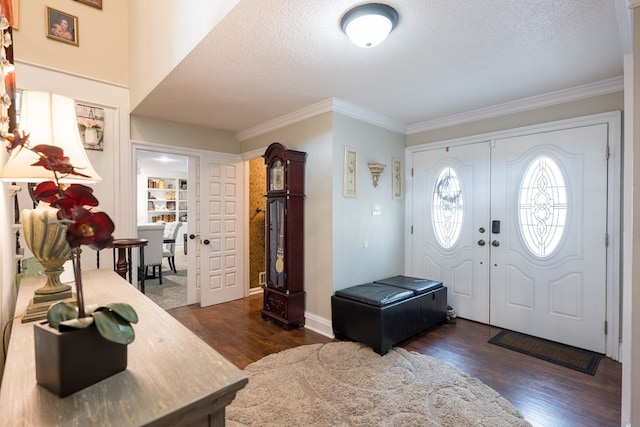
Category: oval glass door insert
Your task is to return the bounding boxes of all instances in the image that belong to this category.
[432,166,464,249]
[518,155,568,258]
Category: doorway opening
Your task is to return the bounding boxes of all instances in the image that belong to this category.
[136,149,190,310]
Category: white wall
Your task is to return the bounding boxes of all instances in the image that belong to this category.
[332,114,406,292]
[13,62,131,236]
[0,64,130,379]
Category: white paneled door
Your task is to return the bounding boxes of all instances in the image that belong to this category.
[412,142,491,324]
[199,154,245,307]
[490,124,608,353]
[411,124,609,352]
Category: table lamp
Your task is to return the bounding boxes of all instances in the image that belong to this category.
[0,91,102,322]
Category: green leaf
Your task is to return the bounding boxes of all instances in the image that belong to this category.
[84,304,99,315]
[47,301,79,329]
[104,303,139,324]
[92,310,135,345]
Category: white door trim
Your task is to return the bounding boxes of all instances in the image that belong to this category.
[405,111,622,360]
[130,141,247,305]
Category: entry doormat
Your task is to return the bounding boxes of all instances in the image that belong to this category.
[488,330,602,375]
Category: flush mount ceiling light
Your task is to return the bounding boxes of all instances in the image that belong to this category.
[341,3,399,48]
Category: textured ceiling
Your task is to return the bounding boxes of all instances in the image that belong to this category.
[131,0,628,137]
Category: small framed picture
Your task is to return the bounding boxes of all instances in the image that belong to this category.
[76,103,105,150]
[344,146,358,198]
[46,7,78,46]
[392,157,402,200]
[75,0,102,10]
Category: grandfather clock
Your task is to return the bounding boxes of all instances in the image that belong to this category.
[262,142,306,330]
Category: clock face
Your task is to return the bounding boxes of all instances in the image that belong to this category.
[271,160,285,191]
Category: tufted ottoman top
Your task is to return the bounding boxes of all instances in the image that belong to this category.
[334,283,414,307]
[374,275,443,295]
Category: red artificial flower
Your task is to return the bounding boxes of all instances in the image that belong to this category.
[32,181,61,203]
[5,129,29,152]
[65,206,115,250]
[30,144,91,179]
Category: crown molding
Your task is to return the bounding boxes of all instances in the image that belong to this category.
[236,99,334,141]
[236,98,407,141]
[331,99,407,133]
[407,76,624,135]
[237,77,623,140]
[629,0,640,8]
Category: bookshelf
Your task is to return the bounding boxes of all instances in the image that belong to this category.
[146,177,188,224]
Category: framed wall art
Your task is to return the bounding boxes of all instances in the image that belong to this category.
[392,157,402,199]
[76,103,105,151]
[46,7,78,46]
[344,146,358,198]
[75,0,102,10]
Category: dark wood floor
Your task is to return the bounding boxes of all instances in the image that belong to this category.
[168,294,622,427]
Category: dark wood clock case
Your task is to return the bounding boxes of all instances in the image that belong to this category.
[262,142,306,330]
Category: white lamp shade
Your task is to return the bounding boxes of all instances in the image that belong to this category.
[0,91,102,182]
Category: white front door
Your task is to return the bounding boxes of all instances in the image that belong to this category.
[411,124,609,352]
[411,142,491,323]
[199,153,245,307]
[490,124,608,352]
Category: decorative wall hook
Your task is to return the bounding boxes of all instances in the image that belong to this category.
[368,162,386,187]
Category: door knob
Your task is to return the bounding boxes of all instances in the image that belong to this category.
[491,240,500,247]
[203,239,210,245]
[189,234,199,240]
[478,239,486,246]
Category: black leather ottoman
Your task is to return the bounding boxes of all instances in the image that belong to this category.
[374,275,448,329]
[331,277,447,355]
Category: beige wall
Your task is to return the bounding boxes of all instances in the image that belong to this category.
[332,114,406,293]
[241,113,334,320]
[128,0,239,109]
[13,0,128,86]
[407,92,624,146]
[130,115,238,153]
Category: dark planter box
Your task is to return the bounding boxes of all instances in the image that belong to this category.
[34,321,127,397]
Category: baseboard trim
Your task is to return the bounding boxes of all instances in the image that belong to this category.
[304,311,334,338]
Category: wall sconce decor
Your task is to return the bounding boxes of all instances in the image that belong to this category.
[368,162,386,187]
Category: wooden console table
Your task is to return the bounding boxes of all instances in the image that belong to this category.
[0,269,247,426]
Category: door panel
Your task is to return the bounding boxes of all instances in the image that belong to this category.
[200,155,244,307]
[412,142,491,323]
[490,124,608,352]
[411,124,608,352]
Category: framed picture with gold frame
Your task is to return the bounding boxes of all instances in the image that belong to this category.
[75,0,102,10]
[46,7,78,46]
[344,146,358,198]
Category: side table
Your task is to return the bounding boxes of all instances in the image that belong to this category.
[111,238,148,293]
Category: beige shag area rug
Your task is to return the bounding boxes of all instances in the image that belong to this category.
[227,342,531,426]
